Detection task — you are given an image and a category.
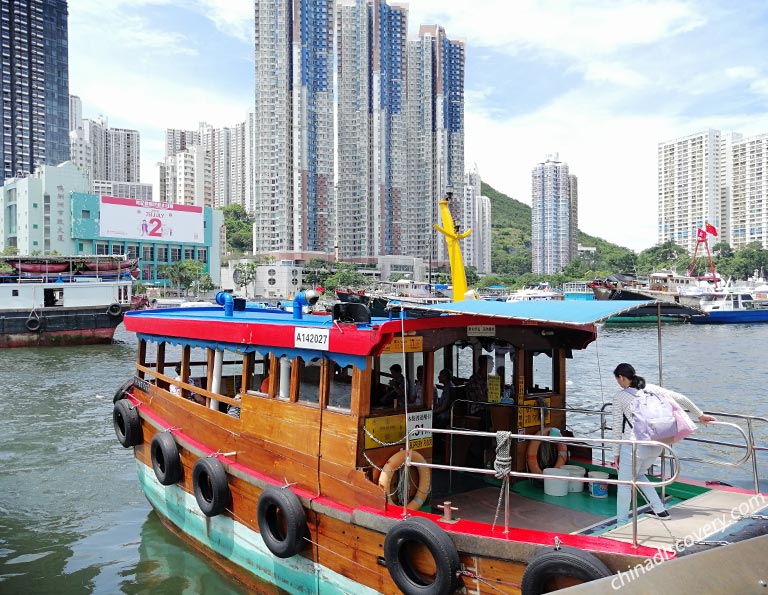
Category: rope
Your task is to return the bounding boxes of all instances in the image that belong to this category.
[362,425,406,448]
[491,431,512,530]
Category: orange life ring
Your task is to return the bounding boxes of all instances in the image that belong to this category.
[526,428,567,474]
[378,450,431,510]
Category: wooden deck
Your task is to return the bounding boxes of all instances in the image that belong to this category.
[603,489,768,550]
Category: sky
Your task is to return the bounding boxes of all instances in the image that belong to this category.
[68,0,768,252]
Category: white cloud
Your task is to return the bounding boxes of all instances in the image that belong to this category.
[191,0,253,43]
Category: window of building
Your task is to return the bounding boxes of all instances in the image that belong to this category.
[32,241,38,246]
[127,245,138,259]
[112,244,125,255]
[32,223,37,229]
[157,247,168,261]
[170,247,181,261]
[81,210,90,219]
[96,242,109,255]
[184,247,195,260]
[142,246,153,261]
[198,248,207,263]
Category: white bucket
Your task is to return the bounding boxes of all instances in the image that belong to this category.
[588,471,610,498]
[542,467,570,497]
[560,464,586,492]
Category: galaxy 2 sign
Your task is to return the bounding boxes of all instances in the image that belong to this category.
[99,196,204,244]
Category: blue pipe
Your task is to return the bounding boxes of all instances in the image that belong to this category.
[215,291,234,317]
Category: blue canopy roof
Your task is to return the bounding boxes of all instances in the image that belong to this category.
[404,299,694,325]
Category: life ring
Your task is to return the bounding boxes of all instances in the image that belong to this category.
[521,546,612,594]
[151,431,182,486]
[192,457,230,517]
[25,316,41,332]
[107,302,122,317]
[113,399,142,448]
[257,486,307,558]
[384,516,460,595]
[378,450,431,510]
[113,378,134,403]
[526,428,568,474]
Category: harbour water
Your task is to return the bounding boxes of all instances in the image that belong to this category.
[0,322,766,594]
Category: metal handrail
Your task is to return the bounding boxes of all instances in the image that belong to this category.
[448,398,766,493]
[406,427,681,548]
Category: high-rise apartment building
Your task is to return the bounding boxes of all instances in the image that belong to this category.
[252,0,334,256]
[658,130,721,253]
[336,0,407,259]
[1,0,70,180]
[531,154,576,275]
[568,174,579,262]
[156,145,211,208]
[407,25,465,263]
[68,110,140,187]
[728,133,768,250]
[463,165,492,274]
[165,128,200,159]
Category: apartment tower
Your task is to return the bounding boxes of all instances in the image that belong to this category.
[531,154,575,274]
[1,0,70,179]
[252,0,334,256]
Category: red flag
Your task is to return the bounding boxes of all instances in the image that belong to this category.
[705,222,718,236]
[697,228,707,241]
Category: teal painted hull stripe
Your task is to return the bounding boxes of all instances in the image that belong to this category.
[137,462,382,595]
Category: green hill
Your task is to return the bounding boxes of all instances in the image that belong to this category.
[480,182,636,284]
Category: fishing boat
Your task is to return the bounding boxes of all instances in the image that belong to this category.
[0,255,134,348]
[83,257,139,272]
[505,283,563,302]
[112,194,767,594]
[688,291,768,324]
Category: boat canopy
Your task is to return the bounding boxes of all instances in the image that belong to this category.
[402,299,696,324]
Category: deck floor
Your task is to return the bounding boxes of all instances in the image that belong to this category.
[603,490,768,550]
[437,486,606,533]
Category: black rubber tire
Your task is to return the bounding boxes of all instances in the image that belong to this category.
[192,457,230,517]
[113,399,141,448]
[257,486,307,558]
[107,302,122,317]
[384,516,460,595]
[113,378,134,403]
[521,546,613,595]
[151,432,182,486]
[25,316,41,332]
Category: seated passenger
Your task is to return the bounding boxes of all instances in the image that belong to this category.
[433,369,454,428]
[170,364,205,405]
[466,354,492,414]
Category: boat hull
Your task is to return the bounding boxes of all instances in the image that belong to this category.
[0,306,124,347]
[689,310,768,324]
[136,461,383,595]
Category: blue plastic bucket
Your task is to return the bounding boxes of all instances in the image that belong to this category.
[588,471,609,498]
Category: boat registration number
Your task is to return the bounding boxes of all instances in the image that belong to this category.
[294,328,329,350]
[133,376,151,393]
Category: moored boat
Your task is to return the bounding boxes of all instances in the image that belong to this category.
[0,255,134,348]
[113,294,768,594]
[688,291,768,324]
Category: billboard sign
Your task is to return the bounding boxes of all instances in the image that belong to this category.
[99,196,204,244]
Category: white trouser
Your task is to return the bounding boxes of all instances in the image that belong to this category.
[616,443,665,524]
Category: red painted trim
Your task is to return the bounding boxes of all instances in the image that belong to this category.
[132,397,663,559]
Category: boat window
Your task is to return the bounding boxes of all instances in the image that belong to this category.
[243,352,270,394]
[527,350,554,394]
[329,364,353,411]
[297,357,322,405]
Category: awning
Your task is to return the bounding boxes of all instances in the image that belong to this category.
[400,299,701,325]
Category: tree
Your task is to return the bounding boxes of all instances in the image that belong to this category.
[323,263,370,291]
[220,204,254,254]
[157,260,208,296]
[233,261,259,296]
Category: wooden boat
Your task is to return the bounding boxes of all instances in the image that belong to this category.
[9,261,71,273]
[83,257,138,271]
[113,294,768,594]
[0,256,132,348]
